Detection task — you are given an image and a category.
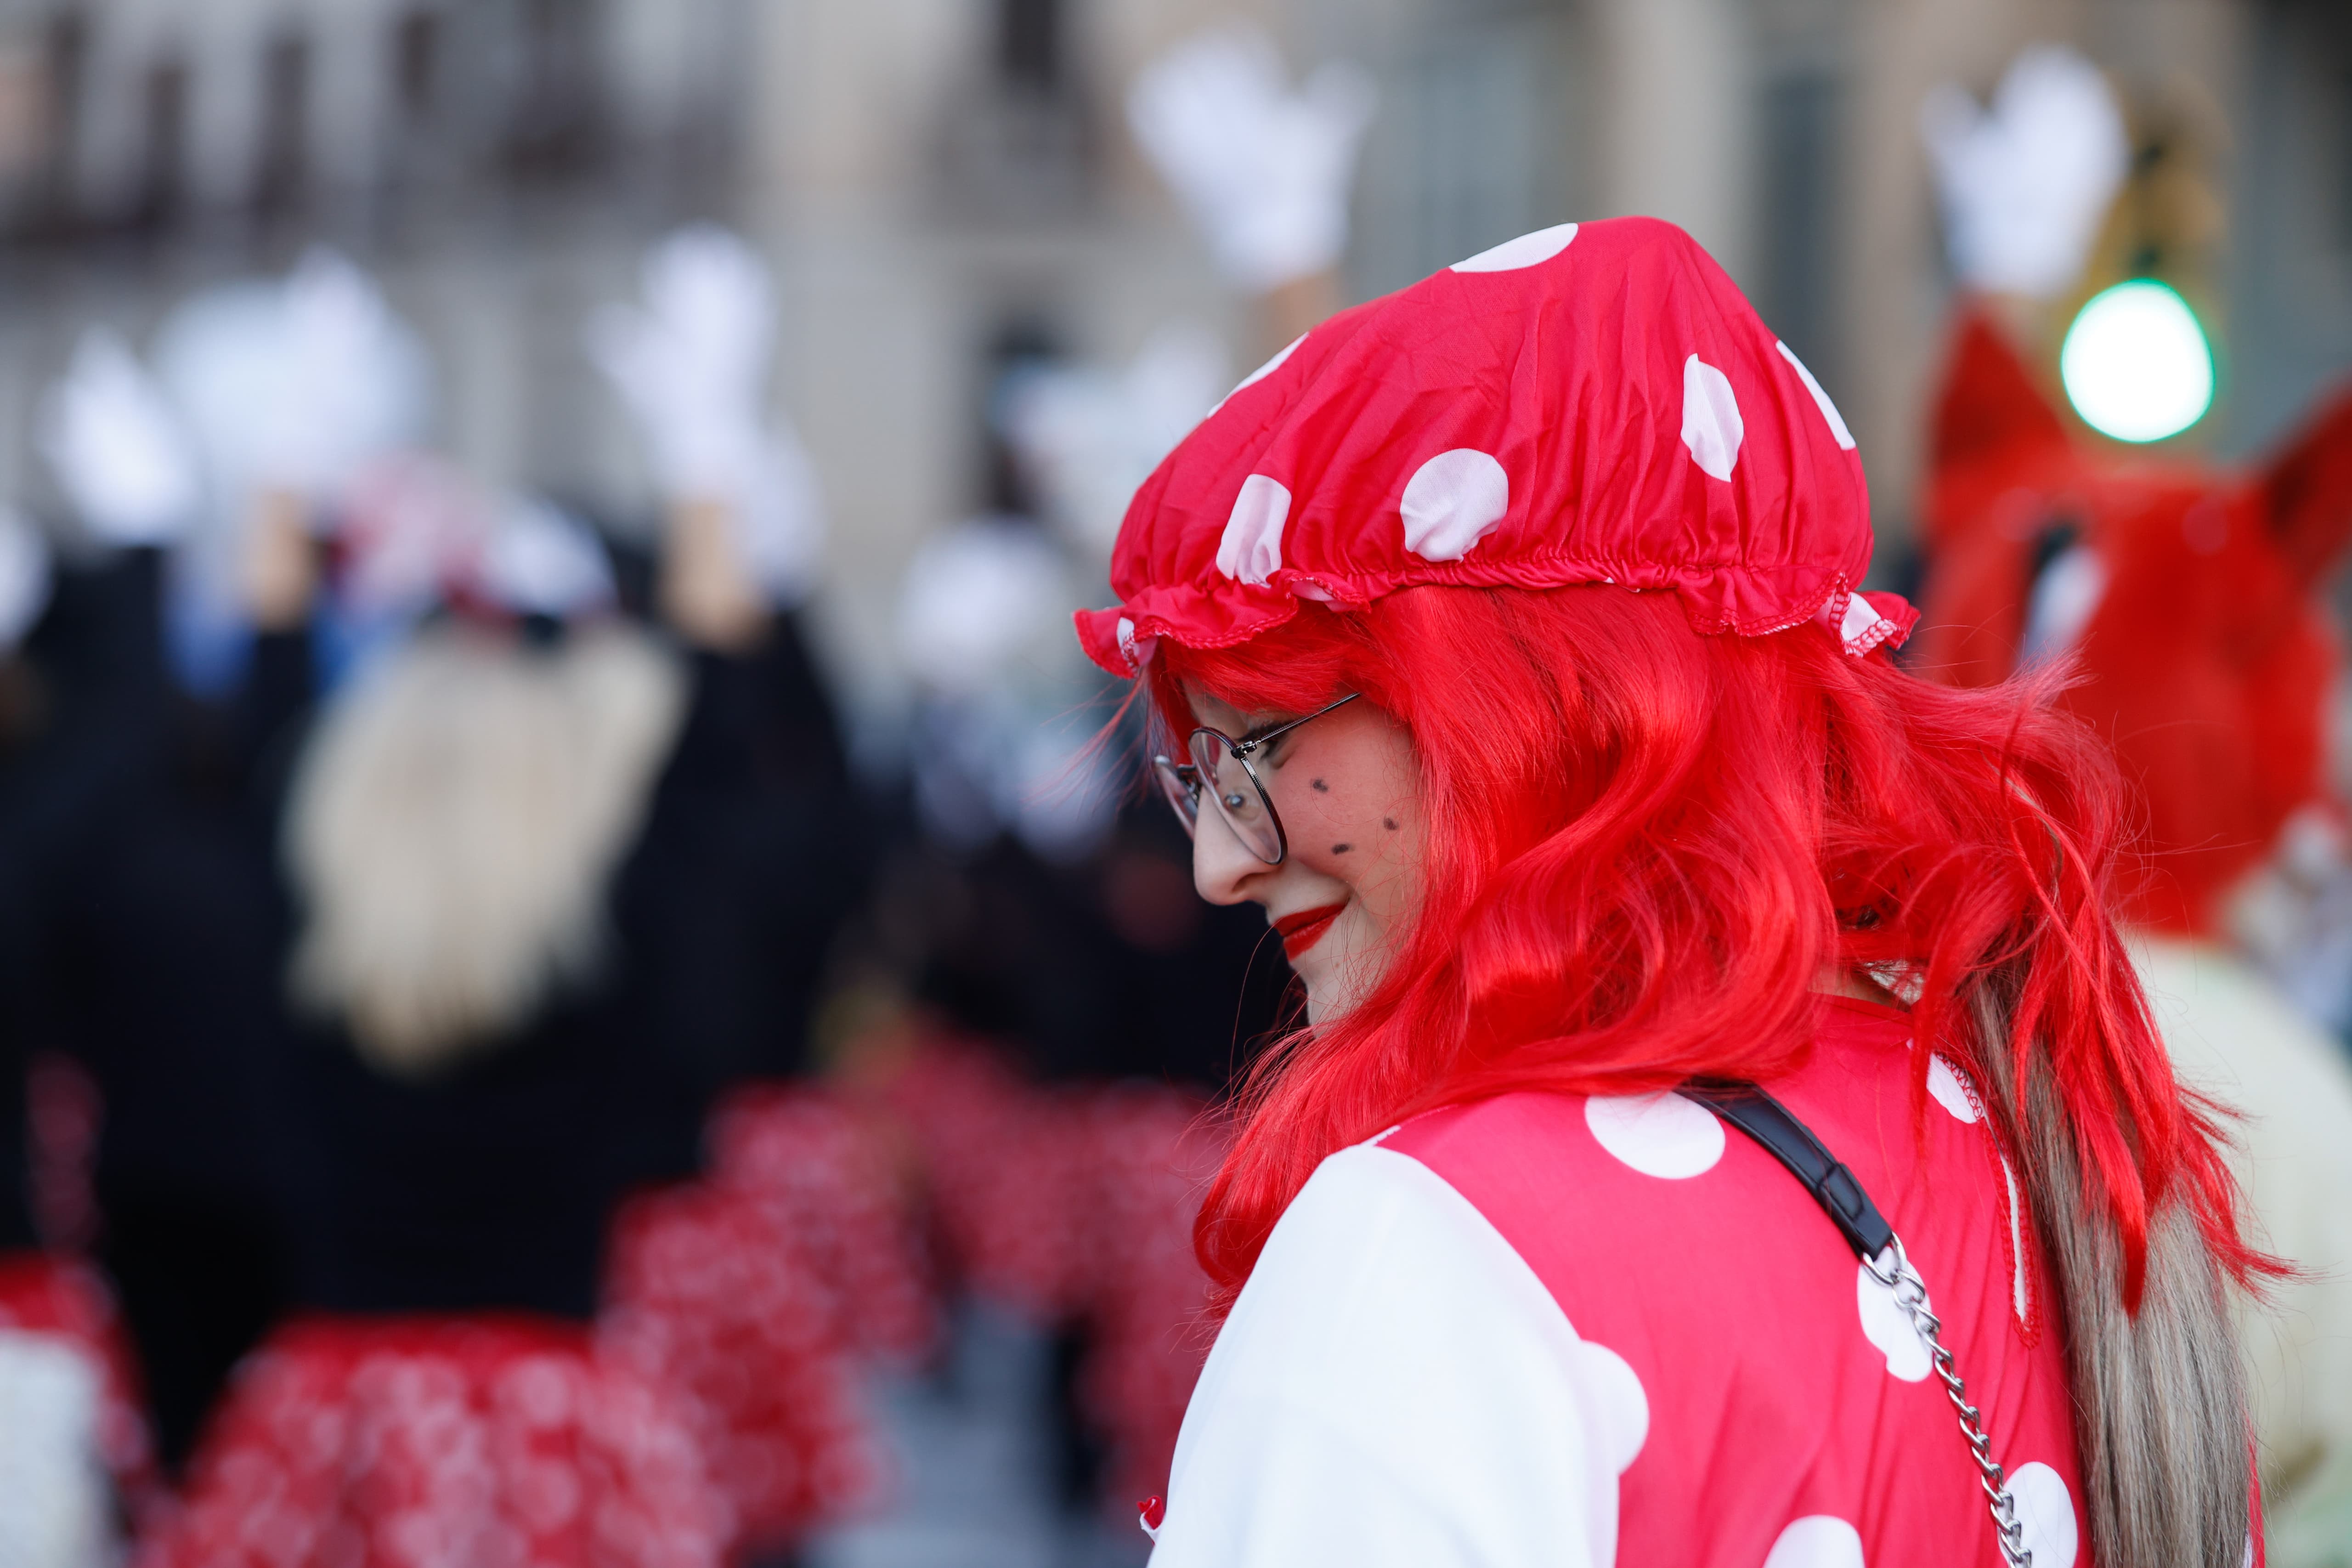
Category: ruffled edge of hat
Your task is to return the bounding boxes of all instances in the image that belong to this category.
[1076,569,1917,679]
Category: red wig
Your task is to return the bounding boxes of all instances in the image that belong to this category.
[1151,584,2267,1314]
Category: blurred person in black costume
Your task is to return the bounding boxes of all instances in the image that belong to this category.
[268,224,859,1325]
[0,509,62,1263]
[608,515,859,1113]
[144,479,801,1564]
[1081,801,1296,1090]
[271,489,857,1327]
[581,223,865,1146]
[871,342,1294,1524]
[18,235,859,1495]
[0,504,166,1568]
[21,318,334,1474]
[898,803,1292,1097]
[898,319,1292,1098]
[150,227,863,1558]
[961,8,1388,1097]
[34,534,316,1472]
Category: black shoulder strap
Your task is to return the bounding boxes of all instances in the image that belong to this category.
[1682,1079,1894,1261]
[1685,1081,2041,1564]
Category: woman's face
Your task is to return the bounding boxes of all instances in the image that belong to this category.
[1184,688,1423,1023]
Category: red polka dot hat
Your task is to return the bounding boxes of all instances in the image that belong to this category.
[1073,216,1917,676]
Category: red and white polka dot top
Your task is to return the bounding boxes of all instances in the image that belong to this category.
[1148,997,2095,1568]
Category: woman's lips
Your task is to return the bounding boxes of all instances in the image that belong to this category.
[1274,902,1347,961]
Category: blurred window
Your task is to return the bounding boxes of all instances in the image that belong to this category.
[396,9,440,121]
[501,0,607,180]
[1353,9,1578,297]
[997,0,1063,93]
[0,35,51,185]
[2339,56,2352,253]
[255,30,311,214]
[937,0,1088,217]
[135,56,186,226]
[1756,66,1844,393]
[2231,0,2352,451]
[29,9,84,228]
[981,317,1063,514]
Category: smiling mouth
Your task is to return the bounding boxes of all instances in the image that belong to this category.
[1273,902,1347,961]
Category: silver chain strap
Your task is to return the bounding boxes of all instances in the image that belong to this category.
[1864,1235,2033,1567]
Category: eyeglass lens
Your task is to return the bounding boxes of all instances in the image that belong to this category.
[1152,756,1200,834]
[1188,729,1284,864]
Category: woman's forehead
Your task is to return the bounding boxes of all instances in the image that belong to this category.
[1184,685,1283,729]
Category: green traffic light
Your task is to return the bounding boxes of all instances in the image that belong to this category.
[2058,279,2215,443]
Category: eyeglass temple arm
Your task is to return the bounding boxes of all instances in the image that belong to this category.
[1235,692,1362,755]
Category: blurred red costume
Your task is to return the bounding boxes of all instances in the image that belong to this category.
[599,1087,929,1559]
[0,1250,158,1531]
[135,1315,726,1568]
[1912,307,2352,932]
[883,1037,1231,1518]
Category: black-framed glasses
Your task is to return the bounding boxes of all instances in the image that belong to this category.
[1152,694,1361,865]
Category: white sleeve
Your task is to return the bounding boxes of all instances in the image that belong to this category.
[1150,1143,1646,1568]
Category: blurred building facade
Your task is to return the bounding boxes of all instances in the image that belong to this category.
[0,0,2340,727]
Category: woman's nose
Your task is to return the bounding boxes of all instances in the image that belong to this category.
[1192,800,1268,905]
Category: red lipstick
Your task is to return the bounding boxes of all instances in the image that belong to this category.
[1273,903,1346,960]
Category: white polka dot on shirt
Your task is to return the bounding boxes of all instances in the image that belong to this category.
[1448,223,1579,272]
[1761,1514,1865,1568]
[1400,448,1509,562]
[1855,1259,1934,1381]
[1927,1056,1979,1123]
[1681,355,1745,481]
[1568,1339,1648,1474]
[1585,1093,1724,1178]
[2010,1463,2079,1568]
[2001,1154,2033,1329]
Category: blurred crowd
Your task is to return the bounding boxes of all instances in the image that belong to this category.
[0,207,1313,1563]
[0,23,1374,1562]
[0,7,2343,1568]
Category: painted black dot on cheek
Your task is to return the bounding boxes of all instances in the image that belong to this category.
[1383,817,1398,831]
[1331,843,1353,855]
[1311,778,1330,793]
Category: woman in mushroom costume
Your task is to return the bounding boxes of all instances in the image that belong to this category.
[1079,216,2271,1568]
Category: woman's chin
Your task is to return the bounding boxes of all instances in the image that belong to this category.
[1292,957,1333,1024]
[1293,951,1362,1025]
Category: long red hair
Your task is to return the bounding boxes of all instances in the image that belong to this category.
[1152,583,2268,1314]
